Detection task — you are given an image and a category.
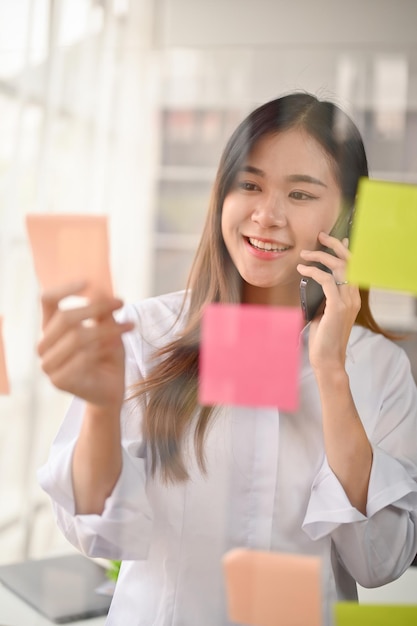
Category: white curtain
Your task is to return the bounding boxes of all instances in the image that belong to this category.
[0,0,158,562]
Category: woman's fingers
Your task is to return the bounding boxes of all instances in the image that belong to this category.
[40,319,134,376]
[44,346,120,401]
[318,230,349,251]
[37,281,136,406]
[38,295,125,356]
[299,250,347,275]
[298,232,352,284]
[40,281,88,330]
[298,230,360,318]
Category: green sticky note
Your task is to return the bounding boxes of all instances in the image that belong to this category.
[335,602,417,626]
[347,178,417,294]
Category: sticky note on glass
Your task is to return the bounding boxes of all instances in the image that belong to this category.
[0,316,10,395]
[199,304,302,411]
[223,548,322,626]
[347,179,417,294]
[26,214,113,298]
[335,602,417,626]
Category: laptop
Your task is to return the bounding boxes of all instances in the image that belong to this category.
[0,553,112,623]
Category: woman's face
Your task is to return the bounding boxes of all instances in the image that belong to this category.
[221,128,342,306]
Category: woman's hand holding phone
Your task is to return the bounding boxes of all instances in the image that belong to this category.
[297,232,361,372]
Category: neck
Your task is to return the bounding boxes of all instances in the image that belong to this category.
[242,282,301,307]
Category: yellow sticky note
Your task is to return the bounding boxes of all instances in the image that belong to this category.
[26,214,113,299]
[347,179,417,294]
[0,316,10,395]
[335,602,417,626]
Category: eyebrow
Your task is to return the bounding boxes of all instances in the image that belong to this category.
[239,166,327,188]
[286,174,327,188]
[239,165,265,176]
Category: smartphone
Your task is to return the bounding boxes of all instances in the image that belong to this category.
[299,207,352,323]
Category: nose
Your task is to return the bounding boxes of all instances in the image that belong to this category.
[251,195,287,228]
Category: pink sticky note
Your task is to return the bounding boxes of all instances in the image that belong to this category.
[26,214,113,298]
[0,316,10,395]
[223,548,322,626]
[199,304,302,411]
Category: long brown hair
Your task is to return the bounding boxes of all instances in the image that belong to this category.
[132,92,392,483]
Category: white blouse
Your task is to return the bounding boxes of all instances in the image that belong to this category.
[38,290,417,626]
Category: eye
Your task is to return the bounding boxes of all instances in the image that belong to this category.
[289,190,317,200]
[237,181,261,192]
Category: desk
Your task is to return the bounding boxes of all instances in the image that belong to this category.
[1,567,416,625]
[358,566,417,604]
[0,583,106,626]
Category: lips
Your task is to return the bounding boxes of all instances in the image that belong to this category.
[247,237,291,252]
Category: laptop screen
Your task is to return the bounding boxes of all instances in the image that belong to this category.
[0,553,112,624]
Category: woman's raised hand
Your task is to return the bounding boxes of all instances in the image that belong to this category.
[37,282,135,412]
[297,231,361,372]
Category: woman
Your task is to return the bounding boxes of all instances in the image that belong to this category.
[38,93,417,625]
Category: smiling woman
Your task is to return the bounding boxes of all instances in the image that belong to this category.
[221,129,342,305]
[37,93,417,626]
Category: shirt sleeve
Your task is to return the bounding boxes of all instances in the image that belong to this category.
[37,311,153,561]
[302,344,417,587]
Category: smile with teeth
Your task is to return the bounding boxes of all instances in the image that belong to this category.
[248,237,290,252]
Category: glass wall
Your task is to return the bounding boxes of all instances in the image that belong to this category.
[0,0,416,566]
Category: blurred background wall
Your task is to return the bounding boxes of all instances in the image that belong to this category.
[0,0,416,566]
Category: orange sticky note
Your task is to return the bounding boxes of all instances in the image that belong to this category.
[26,214,113,298]
[223,548,322,626]
[0,316,10,395]
[199,304,303,411]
